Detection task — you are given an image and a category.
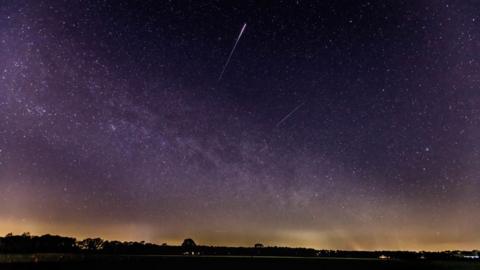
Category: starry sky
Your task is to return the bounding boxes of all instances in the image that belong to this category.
[1,0,479,251]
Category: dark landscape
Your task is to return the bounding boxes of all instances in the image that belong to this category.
[0,233,479,269]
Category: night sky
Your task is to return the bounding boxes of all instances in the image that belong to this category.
[1,0,479,251]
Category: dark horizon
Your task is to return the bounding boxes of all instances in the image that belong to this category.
[1,232,479,255]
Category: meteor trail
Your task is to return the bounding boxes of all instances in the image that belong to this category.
[218,23,247,81]
[276,101,306,127]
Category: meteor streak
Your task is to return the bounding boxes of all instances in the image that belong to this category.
[218,23,247,81]
[276,101,306,127]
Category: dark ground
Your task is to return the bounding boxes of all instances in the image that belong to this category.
[1,254,479,270]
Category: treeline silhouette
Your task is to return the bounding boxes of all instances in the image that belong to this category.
[0,233,475,260]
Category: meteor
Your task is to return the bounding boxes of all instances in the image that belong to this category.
[218,23,247,81]
[276,101,306,127]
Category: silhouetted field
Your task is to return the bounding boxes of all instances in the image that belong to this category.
[1,234,479,269]
[0,254,479,270]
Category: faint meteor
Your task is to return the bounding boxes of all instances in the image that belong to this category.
[218,23,247,81]
[276,101,306,127]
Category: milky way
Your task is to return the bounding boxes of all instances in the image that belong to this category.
[0,1,479,251]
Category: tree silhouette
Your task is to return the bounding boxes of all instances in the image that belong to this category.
[78,238,104,251]
[0,233,77,253]
[181,238,197,254]
[181,238,196,248]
